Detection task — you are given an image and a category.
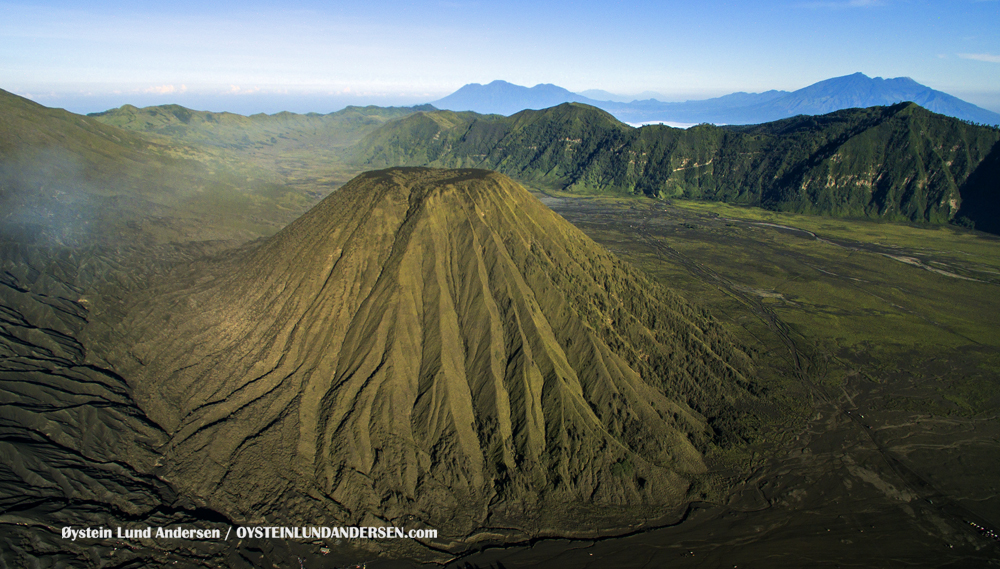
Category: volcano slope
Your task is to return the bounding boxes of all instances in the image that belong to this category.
[105,167,766,553]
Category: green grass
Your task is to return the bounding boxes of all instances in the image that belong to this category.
[545,195,1000,423]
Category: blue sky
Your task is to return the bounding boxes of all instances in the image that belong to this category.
[3,0,999,114]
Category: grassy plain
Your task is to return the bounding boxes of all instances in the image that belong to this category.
[540,194,1000,412]
[523,191,1000,566]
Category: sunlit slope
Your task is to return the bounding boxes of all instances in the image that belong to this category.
[354,102,1000,230]
[0,88,304,248]
[90,101,436,202]
[113,168,760,537]
[90,103,433,151]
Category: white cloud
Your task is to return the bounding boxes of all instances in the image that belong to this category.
[142,84,187,94]
[223,85,262,95]
[958,53,1000,63]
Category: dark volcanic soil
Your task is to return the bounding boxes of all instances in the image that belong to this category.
[3,174,998,568]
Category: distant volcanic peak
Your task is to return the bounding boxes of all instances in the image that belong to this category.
[121,167,756,533]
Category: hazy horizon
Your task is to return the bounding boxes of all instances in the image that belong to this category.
[4,0,999,115]
[11,79,1000,118]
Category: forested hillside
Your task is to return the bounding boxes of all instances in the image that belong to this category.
[354,102,1000,230]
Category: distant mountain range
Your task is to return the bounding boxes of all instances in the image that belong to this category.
[19,84,995,235]
[576,89,674,103]
[431,73,1000,126]
[431,81,593,116]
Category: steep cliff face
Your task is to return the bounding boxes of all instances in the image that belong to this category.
[111,168,759,541]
